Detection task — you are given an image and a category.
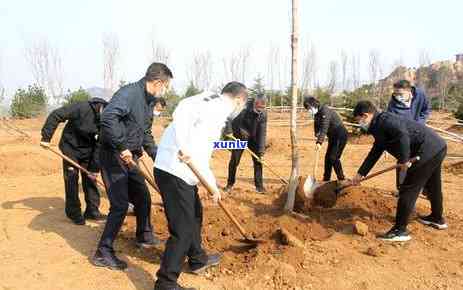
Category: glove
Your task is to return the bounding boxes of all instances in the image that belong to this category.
[315,143,322,151]
[257,153,265,162]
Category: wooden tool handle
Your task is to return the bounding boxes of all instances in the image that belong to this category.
[313,148,320,177]
[179,150,249,237]
[44,145,105,188]
[339,156,421,191]
[226,134,289,185]
[129,160,161,194]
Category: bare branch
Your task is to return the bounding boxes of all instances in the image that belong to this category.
[339,49,349,91]
[223,46,251,84]
[24,37,64,103]
[350,52,361,89]
[102,33,120,93]
[327,60,339,95]
[368,49,381,84]
[148,29,170,64]
[267,44,280,90]
[188,51,213,90]
[301,40,318,93]
[418,49,431,67]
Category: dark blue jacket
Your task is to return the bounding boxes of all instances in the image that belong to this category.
[386,86,430,124]
[100,78,157,160]
[358,112,446,177]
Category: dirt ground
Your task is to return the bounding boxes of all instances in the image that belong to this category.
[1,113,463,290]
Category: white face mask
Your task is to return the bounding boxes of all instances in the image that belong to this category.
[358,119,370,131]
[153,110,161,116]
[309,107,318,116]
[229,97,246,120]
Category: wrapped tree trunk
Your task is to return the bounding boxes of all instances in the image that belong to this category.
[284,0,300,212]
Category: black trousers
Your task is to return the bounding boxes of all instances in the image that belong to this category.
[154,168,207,288]
[62,157,100,219]
[97,149,153,251]
[227,145,263,189]
[395,147,447,230]
[323,129,347,181]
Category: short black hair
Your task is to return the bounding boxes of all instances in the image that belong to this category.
[221,81,247,97]
[353,101,377,117]
[154,97,167,107]
[303,96,319,110]
[145,62,173,81]
[393,79,412,90]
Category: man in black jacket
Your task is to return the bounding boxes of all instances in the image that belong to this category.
[303,96,348,182]
[91,62,173,271]
[40,97,108,225]
[352,101,448,242]
[224,94,267,193]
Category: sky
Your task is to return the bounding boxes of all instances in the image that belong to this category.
[0,0,462,99]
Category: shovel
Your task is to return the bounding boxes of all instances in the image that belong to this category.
[301,147,321,199]
[226,134,288,185]
[127,159,161,195]
[178,150,265,245]
[41,144,105,188]
[313,156,420,208]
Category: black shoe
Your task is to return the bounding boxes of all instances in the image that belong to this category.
[136,236,163,249]
[377,227,411,242]
[154,282,197,290]
[91,249,127,271]
[70,215,85,225]
[84,211,107,221]
[187,253,222,274]
[256,187,266,194]
[417,215,448,230]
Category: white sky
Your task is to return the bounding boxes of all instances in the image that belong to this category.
[0,0,462,97]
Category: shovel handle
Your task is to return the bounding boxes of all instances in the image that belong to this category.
[128,160,161,194]
[226,134,289,185]
[178,151,250,238]
[43,145,105,188]
[339,156,421,192]
[313,147,320,177]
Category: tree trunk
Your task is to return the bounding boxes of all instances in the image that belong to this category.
[284,0,300,212]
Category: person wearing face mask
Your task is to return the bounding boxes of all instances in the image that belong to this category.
[224,93,268,193]
[40,97,108,225]
[387,80,431,192]
[91,62,173,271]
[153,97,167,117]
[387,79,430,124]
[303,96,348,183]
[152,82,248,290]
[351,101,447,242]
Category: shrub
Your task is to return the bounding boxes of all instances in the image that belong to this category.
[10,84,47,118]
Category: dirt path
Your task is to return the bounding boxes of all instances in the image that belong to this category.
[1,116,463,290]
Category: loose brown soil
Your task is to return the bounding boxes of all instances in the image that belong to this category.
[1,112,463,290]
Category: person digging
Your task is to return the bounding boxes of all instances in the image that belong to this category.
[351,101,448,242]
[153,82,248,290]
[303,96,349,185]
[40,97,108,225]
[224,93,268,194]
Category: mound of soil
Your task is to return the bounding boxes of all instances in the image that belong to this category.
[445,161,463,175]
[447,125,463,135]
[123,183,415,278]
[347,133,374,145]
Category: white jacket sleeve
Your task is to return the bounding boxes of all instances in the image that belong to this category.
[172,100,197,157]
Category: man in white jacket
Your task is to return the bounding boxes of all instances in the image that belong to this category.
[153,82,248,290]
